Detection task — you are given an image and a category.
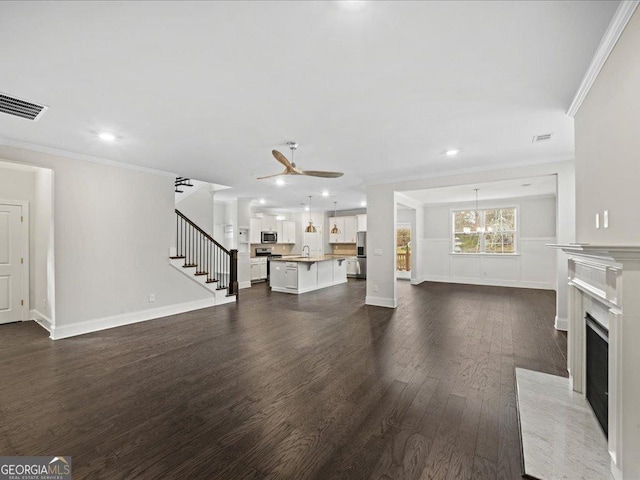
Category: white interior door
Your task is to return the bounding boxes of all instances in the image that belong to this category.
[0,204,23,324]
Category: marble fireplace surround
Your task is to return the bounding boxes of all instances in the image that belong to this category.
[550,245,640,480]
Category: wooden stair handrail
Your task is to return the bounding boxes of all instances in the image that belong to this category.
[175,209,231,255]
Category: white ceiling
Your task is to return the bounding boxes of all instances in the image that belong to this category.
[0,1,618,211]
[401,174,557,205]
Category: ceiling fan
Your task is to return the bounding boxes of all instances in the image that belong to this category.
[258,142,344,180]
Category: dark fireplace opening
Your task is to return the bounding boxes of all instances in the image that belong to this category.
[586,313,609,437]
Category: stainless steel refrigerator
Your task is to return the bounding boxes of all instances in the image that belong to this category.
[356,231,367,279]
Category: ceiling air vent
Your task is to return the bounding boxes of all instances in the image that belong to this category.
[0,93,48,121]
[532,133,553,143]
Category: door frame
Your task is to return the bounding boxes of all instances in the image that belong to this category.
[396,221,412,279]
[0,199,29,321]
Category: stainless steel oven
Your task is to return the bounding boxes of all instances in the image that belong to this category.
[261,231,277,244]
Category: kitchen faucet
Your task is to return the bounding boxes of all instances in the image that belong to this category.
[302,245,310,257]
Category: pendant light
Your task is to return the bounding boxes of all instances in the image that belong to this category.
[305,195,317,233]
[474,188,484,233]
[330,201,340,234]
[473,188,493,233]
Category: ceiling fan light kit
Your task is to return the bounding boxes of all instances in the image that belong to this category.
[257,142,344,180]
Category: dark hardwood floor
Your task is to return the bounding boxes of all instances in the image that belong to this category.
[0,280,567,479]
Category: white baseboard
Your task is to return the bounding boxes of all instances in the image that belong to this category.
[239,281,252,289]
[421,275,555,291]
[555,316,568,331]
[30,309,53,333]
[365,295,398,308]
[49,297,218,340]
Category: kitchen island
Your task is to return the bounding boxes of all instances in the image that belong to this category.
[269,256,347,294]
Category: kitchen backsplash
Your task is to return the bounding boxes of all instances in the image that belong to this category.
[332,244,357,256]
[250,243,295,257]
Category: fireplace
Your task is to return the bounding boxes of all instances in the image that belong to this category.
[585,313,608,437]
[550,244,640,479]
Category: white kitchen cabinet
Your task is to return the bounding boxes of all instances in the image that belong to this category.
[276,220,283,241]
[281,221,296,244]
[270,258,347,294]
[285,262,298,289]
[329,216,357,243]
[249,218,261,244]
[250,263,261,281]
[250,257,267,282]
[329,217,345,243]
[261,215,277,233]
[357,214,367,232]
[259,262,267,279]
[343,216,357,243]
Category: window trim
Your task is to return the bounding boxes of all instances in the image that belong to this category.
[451,205,519,255]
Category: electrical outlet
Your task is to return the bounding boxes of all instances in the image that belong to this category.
[374,248,382,256]
[373,284,379,292]
[603,210,609,229]
[43,298,47,309]
[149,293,156,303]
[595,213,600,229]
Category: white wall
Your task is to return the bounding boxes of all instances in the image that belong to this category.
[420,196,556,289]
[33,168,55,322]
[0,145,213,335]
[175,185,213,235]
[236,198,252,288]
[366,161,575,323]
[575,8,640,245]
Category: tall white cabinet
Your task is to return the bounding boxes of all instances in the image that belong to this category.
[328,216,359,243]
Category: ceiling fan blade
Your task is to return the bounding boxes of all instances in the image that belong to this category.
[301,170,344,178]
[257,169,288,180]
[272,150,294,169]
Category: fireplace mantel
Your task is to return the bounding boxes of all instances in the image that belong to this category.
[548,244,640,480]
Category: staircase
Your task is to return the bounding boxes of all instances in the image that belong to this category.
[170,209,238,304]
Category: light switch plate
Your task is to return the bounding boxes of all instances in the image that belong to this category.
[596,213,600,229]
[374,248,382,256]
[603,210,609,229]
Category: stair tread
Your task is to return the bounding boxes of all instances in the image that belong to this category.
[194,272,208,276]
[206,279,218,284]
[183,264,197,268]
[169,256,185,259]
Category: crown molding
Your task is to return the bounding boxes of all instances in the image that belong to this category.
[567,0,639,117]
[0,137,176,178]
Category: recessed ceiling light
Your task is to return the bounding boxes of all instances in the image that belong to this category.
[259,198,266,204]
[276,178,285,186]
[360,201,367,207]
[337,1,367,11]
[445,149,459,157]
[322,190,329,197]
[304,206,310,211]
[98,131,116,142]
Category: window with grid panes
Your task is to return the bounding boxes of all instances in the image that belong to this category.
[452,207,517,254]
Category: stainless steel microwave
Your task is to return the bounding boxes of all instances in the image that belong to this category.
[261,231,277,244]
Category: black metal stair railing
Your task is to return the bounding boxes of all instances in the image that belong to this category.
[175,209,238,297]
